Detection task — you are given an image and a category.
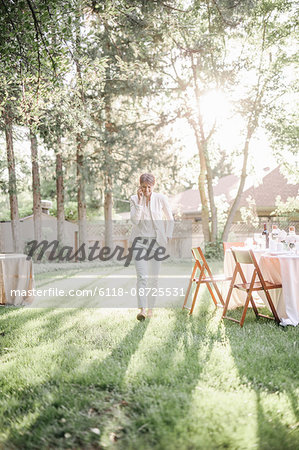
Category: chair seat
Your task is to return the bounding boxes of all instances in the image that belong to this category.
[193,274,232,283]
[234,281,282,291]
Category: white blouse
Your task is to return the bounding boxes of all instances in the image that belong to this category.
[137,201,156,237]
[129,192,174,247]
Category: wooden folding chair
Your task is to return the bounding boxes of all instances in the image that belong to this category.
[182,246,232,315]
[223,242,245,252]
[222,248,281,327]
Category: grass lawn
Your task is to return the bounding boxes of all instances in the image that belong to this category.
[0,261,298,449]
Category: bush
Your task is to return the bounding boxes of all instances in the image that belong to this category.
[204,240,224,261]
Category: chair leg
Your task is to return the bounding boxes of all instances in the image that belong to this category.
[211,282,225,306]
[188,265,206,315]
[239,275,256,327]
[203,260,225,306]
[263,290,280,323]
[222,267,237,318]
[182,276,193,310]
[249,296,259,318]
[240,294,251,327]
[182,264,197,310]
[206,283,219,307]
[190,282,200,315]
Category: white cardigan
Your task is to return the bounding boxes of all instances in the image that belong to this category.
[129,192,174,247]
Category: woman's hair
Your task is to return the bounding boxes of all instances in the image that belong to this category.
[140,173,155,185]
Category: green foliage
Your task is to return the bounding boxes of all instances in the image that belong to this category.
[204,239,224,261]
[0,206,33,221]
[272,195,299,220]
[240,196,260,228]
[50,202,78,222]
[0,0,297,246]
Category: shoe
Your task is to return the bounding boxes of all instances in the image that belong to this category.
[136,312,146,321]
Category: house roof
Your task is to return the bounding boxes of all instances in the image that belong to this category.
[238,166,298,210]
[168,174,239,214]
[168,166,298,216]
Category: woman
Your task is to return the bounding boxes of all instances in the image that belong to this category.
[129,173,174,321]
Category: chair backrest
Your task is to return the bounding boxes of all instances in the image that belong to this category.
[191,247,204,263]
[231,248,254,265]
[223,242,245,252]
[191,246,211,272]
[230,248,273,292]
[191,246,214,280]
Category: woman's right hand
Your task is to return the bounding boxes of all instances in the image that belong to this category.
[137,187,143,202]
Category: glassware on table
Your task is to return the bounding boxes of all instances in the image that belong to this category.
[287,226,296,253]
[258,237,265,250]
[269,239,278,252]
[271,224,279,241]
[277,242,284,252]
[287,235,296,253]
[254,233,262,249]
[262,223,269,249]
[245,237,254,248]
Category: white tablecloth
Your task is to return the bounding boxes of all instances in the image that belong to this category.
[0,254,34,306]
[223,249,299,326]
[259,254,299,326]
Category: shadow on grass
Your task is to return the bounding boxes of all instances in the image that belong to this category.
[223,312,299,450]
[0,307,82,350]
[0,312,150,449]
[106,298,217,449]
[0,294,216,449]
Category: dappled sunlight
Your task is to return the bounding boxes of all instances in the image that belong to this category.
[176,385,259,449]
[0,303,297,448]
[123,312,177,385]
[197,341,242,391]
[255,390,299,449]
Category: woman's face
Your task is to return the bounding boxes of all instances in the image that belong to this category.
[140,182,154,198]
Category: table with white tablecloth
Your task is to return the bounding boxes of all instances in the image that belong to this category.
[0,254,34,306]
[259,254,299,326]
[222,249,299,326]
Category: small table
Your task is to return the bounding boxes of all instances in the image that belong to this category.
[0,254,34,306]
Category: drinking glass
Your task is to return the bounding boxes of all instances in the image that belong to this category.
[254,233,261,247]
[288,237,296,253]
[245,237,254,248]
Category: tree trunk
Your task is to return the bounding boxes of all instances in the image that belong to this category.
[75,14,87,249]
[56,137,65,245]
[29,129,42,243]
[204,142,218,241]
[103,91,114,248]
[222,128,253,241]
[76,135,87,247]
[189,120,211,242]
[197,141,211,243]
[3,106,21,252]
[104,175,113,248]
[190,54,211,243]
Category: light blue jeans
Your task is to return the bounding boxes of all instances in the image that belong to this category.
[133,237,161,309]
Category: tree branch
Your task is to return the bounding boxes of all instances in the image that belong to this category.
[25,0,57,76]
